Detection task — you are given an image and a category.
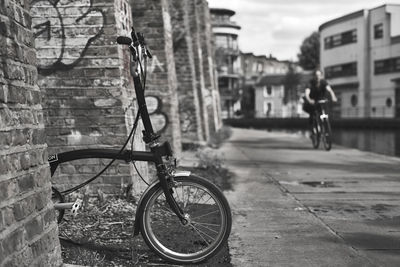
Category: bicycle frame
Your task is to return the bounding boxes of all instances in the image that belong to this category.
[311,99,333,151]
[316,99,328,119]
[48,29,187,234]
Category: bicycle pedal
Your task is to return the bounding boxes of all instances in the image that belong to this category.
[71,199,83,217]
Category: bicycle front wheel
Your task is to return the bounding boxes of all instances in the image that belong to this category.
[322,119,332,151]
[311,118,320,149]
[140,175,232,264]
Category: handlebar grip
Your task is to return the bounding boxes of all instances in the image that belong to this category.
[116,36,132,45]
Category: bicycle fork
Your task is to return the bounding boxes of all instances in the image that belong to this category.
[156,165,188,224]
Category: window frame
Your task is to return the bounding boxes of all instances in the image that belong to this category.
[324,62,357,79]
[324,29,357,49]
[374,23,383,39]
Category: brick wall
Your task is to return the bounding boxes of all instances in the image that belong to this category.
[197,0,221,135]
[131,0,182,157]
[188,0,210,142]
[0,0,62,265]
[169,0,204,146]
[31,0,148,195]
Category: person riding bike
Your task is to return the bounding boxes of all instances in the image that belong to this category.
[303,70,337,127]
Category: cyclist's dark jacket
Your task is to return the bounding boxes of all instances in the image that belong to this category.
[302,78,329,114]
[309,78,328,100]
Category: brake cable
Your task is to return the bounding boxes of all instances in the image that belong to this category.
[61,34,150,195]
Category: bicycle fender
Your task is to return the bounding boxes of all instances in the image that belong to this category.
[133,171,191,236]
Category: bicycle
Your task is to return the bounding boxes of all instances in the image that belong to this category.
[310,99,332,151]
[49,27,232,264]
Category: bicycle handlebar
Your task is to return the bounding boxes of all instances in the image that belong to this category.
[117,28,152,59]
[116,36,132,45]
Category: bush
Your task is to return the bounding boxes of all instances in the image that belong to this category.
[208,126,232,148]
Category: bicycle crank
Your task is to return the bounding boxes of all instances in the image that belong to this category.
[54,198,83,217]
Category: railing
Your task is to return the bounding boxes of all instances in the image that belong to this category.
[253,105,396,119]
[339,106,395,118]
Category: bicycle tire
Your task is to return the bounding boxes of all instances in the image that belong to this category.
[140,175,232,264]
[322,118,332,151]
[311,117,320,149]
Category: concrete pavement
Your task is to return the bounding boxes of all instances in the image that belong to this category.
[219,128,400,267]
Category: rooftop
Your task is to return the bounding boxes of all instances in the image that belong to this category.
[319,4,400,32]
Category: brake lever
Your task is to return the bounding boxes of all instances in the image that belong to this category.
[145,48,153,59]
[131,27,139,47]
[137,32,152,59]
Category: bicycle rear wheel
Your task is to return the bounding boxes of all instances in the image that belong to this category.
[322,118,332,151]
[140,175,232,264]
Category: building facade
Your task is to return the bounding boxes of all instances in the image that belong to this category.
[254,71,313,118]
[239,52,291,117]
[319,4,400,118]
[254,75,286,118]
[210,8,241,118]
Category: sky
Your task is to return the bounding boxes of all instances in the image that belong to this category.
[208,0,395,61]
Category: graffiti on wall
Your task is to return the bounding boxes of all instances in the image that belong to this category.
[31,0,105,75]
[145,95,168,133]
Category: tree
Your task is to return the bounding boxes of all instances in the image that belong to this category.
[297,31,320,70]
[283,63,301,105]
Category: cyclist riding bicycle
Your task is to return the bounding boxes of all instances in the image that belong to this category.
[303,69,337,127]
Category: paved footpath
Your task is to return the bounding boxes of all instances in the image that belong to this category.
[219,128,400,267]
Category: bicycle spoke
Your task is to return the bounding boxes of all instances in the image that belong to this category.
[202,195,213,205]
[158,206,175,216]
[190,224,216,243]
[192,187,199,204]
[195,191,208,205]
[191,221,220,234]
[173,187,182,204]
[191,209,220,220]
[183,187,190,209]
[191,221,221,227]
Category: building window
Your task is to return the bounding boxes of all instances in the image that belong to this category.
[216,35,228,48]
[257,62,263,73]
[386,98,392,108]
[263,101,272,117]
[267,85,272,96]
[215,34,237,50]
[374,57,400,74]
[351,94,357,107]
[263,85,272,97]
[324,29,357,49]
[374,23,383,39]
[325,62,357,78]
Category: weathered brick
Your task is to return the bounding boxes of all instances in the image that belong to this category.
[3,206,15,226]
[13,195,35,221]
[0,179,18,202]
[20,152,30,170]
[25,215,44,240]
[170,0,203,144]
[32,0,147,198]
[2,229,24,255]
[0,243,4,264]
[43,207,56,228]
[35,190,49,211]
[10,246,34,267]
[0,0,61,265]
[17,173,34,193]
[131,0,182,156]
